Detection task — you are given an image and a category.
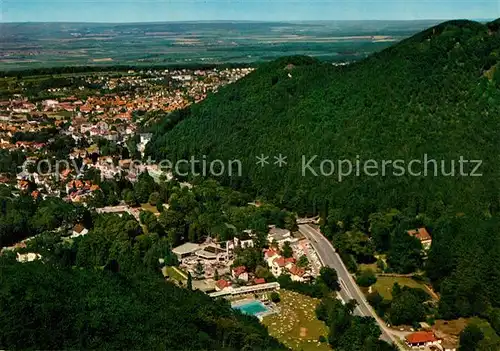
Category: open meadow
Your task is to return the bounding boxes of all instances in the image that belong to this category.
[262,290,331,351]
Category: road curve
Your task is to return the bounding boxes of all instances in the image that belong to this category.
[298,224,399,346]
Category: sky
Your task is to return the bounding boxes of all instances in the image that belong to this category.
[1,0,499,23]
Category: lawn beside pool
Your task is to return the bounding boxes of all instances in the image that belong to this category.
[371,276,430,300]
[262,290,331,351]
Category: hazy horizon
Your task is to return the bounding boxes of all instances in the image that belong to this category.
[2,0,499,23]
[2,19,482,24]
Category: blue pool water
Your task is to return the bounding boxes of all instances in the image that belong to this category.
[233,300,269,316]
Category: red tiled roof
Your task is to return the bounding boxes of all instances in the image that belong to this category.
[407,228,432,242]
[289,265,305,277]
[405,331,438,345]
[80,105,92,113]
[233,266,246,277]
[264,248,278,258]
[254,278,266,284]
[273,257,286,267]
[273,256,294,267]
[216,279,232,290]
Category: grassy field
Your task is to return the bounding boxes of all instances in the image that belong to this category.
[140,203,160,215]
[468,317,500,348]
[262,290,331,351]
[371,276,430,300]
[0,21,440,70]
[165,266,187,282]
[358,263,379,272]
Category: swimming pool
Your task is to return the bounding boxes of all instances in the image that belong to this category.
[232,300,269,316]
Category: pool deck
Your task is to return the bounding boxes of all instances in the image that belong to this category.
[231,298,259,308]
[232,298,279,319]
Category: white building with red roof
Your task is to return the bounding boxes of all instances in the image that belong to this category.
[215,279,232,292]
[288,264,306,282]
[264,248,280,264]
[232,266,249,282]
[405,331,440,349]
[407,227,432,250]
[270,256,295,277]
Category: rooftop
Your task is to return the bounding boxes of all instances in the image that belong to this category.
[172,242,202,255]
[407,227,432,242]
[73,224,86,234]
[233,266,247,277]
[405,331,438,344]
[268,226,291,242]
[215,279,232,290]
[254,278,266,285]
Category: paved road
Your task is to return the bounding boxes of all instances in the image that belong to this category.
[298,224,398,346]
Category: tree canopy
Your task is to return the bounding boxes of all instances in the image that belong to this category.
[0,261,284,350]
[146,19,500,325]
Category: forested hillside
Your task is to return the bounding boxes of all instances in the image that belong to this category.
[0,180,289,350]
[148,19,500,217]
[147,19,500,325]
[0,261,285,350]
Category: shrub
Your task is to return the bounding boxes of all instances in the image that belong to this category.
[356,269,377,287]
[270,292,281,303]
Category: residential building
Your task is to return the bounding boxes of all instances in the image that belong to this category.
[405,331,441,349]
[264,248,280,265]
[71,224,89,238]
[407,227,432,250]
[16,252,42,263]
[232,266,249,282]
[289,264,306,282]
[270,256,295,277]
[234,236,254,249]
[215,279,232,292]
[267,225,293,247]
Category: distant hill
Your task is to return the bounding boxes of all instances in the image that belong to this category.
[148,19,500,218]
[147,19,500,323]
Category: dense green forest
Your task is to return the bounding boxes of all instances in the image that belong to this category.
[0,178,293,350]
[147,19,500,326]
[0,261,284,350]
[147,19,500,216]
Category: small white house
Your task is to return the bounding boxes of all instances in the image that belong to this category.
[16,252,41,263]
[71,224,89,238]
[232,266,249,282]
[267,225,293,247]
[234,237,254,249]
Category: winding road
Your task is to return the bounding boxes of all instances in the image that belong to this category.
[298,224,402,347]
